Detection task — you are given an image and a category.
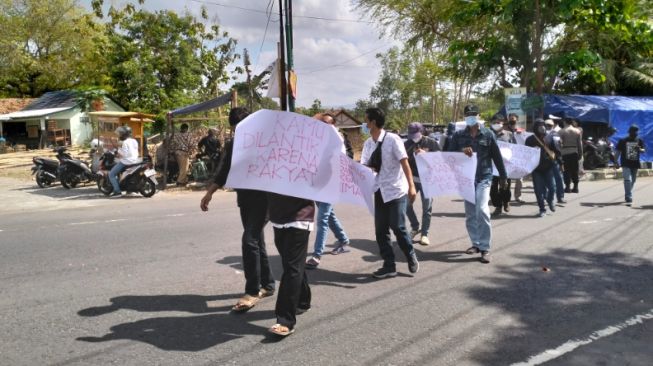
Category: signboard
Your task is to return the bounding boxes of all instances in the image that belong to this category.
[415,152,477,203]
[492,141,541,179]
[504,87,527,130]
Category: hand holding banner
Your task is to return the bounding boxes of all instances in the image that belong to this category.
[415,152,477,203]
[492,141,541,179]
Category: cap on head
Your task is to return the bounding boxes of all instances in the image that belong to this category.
[629,124,639,133]
[544,119,554,126]
[407,122,423,140]
[463,104,479,116]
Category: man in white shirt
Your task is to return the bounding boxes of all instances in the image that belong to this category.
[360,107,419,279]
[109,126,140,197]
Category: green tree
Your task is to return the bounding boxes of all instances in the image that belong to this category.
[0,0,109,97]
[99,2,240,114]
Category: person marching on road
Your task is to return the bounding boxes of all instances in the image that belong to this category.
[306,113,351,269]
[404,122,440,246]
[200,107,276,313]
[489,114,515,216]
[615,125,646,206]
[361,107,419,278]
[447,104,507,264]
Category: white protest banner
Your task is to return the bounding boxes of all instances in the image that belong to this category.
[225,109,375,211]
[492,141,541,179]
[514,131,533,145]
[333,152,375,214]
[415,152,477,203]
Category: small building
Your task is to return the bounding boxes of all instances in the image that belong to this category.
[327,109,364,157]
[0,90,125,149]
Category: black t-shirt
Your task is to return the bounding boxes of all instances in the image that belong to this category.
[616,137,645,168]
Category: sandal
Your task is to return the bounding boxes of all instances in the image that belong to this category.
[465,246,480,255]
[231,294,259,312]
[268,323,295,337]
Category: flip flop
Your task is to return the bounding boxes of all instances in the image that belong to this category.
[231,294,259,312]
[268,323,295,337]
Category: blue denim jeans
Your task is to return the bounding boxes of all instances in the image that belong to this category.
[312,201,349,257]
[464,178,492,252]
[623,167,638,201]
[532,168,556,212]
[374,191,415,271]
[109,162,126,194]
[552,161,565,201]
[406,182,433,236]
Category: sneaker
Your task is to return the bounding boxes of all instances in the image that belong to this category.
[372,267,397,279]
[419,236,430,246]
[465,246,480,255]
[407,252,419,274]
[296,306,311,315]
[564,188,571,193]
[109,191,122,198]
[557,198,566,204]
[548,201,556,212]
[480,251,491,264]
[492,207,502,216]
[503,203,510,212]
[330,242,351,255]
[305,256,320,269]
[538,211,546,218]
[410,229,420,239]
[571,187,579,193]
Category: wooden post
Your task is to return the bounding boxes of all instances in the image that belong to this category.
[161,113,172,190]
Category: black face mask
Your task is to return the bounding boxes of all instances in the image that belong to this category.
[629,132,637,138]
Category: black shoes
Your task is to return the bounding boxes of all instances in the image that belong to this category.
[408,252,419,274]
[372,267,397,279]
[480,251,491,264]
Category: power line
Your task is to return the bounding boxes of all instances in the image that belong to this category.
[253,0,274,70]
[297,45,387,74]
[190,0,373,24]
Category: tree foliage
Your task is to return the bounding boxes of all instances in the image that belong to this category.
[101,2,240,114]
[356,0,653,96]
[0,0,109,97]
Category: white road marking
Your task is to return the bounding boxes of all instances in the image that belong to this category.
[105,219,128,223]
[579,220,598,224]
[511,308,653,366]
[166,214,185,217]
[69,221,99,226]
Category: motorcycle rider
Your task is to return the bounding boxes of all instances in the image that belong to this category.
[109,126,141,197]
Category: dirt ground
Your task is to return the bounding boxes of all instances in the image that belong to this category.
[0,147,91,181]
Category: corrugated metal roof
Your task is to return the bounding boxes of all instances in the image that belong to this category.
[22,90,78,111]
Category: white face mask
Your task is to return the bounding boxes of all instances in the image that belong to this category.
[491,123,502,131]
[465,116,478,126]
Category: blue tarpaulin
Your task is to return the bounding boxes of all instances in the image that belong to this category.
[509,95,653,161]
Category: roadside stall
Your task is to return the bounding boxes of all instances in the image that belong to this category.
[88,111,155,156]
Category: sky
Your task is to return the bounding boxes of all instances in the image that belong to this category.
[79,0,396,108]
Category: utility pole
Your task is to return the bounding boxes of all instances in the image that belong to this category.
[284,0,295,112]
[243,48,253,111]
[278,0,288,111]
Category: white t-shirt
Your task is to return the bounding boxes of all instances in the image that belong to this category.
[361,130,409,203]
[118,138,141,164]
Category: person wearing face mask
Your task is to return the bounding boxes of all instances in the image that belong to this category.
[614,125,646,206]
[448,104,507,264]
[525,119,558,217]
[545,119,566,204]
[404,122,441,245]
[506,113,526,203]
[489,114,514,216]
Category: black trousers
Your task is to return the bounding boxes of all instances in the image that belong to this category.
[240,203,275,297]
[273,227,311,329]
[490,177,512,207]
[562,153,580,187]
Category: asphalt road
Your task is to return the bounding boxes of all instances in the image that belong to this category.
[1,177,652,365]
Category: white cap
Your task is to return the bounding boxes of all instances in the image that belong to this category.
[544,119,555,126]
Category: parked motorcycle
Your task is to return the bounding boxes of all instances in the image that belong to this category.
[583,137,611,170]
[31,147,72,188]
[96,151,157,197]
[57,147,96,189]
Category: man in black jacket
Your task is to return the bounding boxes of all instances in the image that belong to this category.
[615,125,646,205]
[200,107,275,313]
[525,119,557,217]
